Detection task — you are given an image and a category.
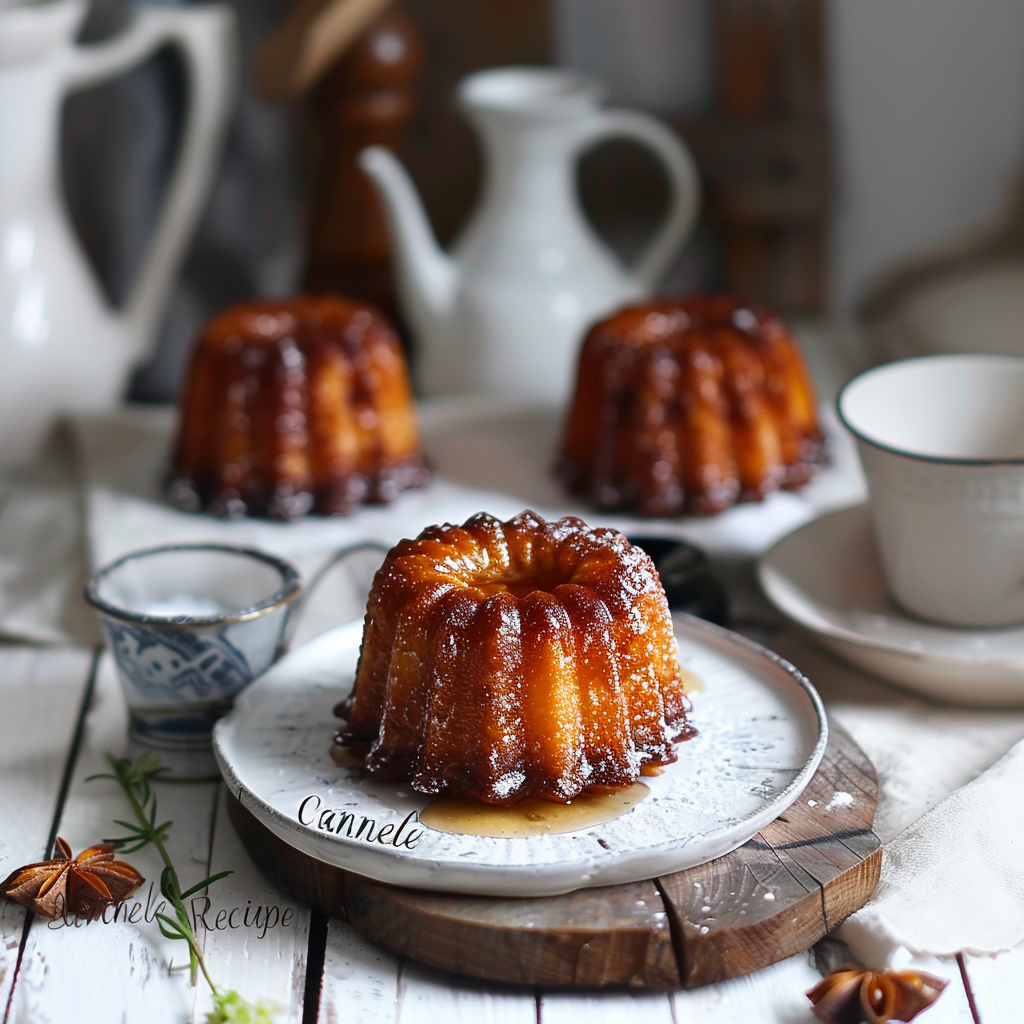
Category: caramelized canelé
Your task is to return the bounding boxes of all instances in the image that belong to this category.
[167,296,428,520]
[337,511,695,806]
[559,295,824,517]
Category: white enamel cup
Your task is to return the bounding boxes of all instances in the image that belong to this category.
[838,354,1024,628]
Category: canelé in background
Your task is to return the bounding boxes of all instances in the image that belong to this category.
[167,296,428,520]
[559,295,823,517]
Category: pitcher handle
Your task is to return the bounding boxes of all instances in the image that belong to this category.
[576,108,700,292]
[61,5,237,357]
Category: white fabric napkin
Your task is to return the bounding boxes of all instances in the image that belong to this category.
[67,398,863,643]
[842,738,1024,962]
[771,633,1024,965]
[0,425,98,644]
[71,403,553,645]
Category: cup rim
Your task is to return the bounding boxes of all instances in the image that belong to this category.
[836,353,1024,467]
[85,543,302,628]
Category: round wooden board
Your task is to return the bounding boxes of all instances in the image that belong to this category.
[226,723,881,990]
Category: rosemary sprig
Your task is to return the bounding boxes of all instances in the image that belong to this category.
[88,752,278,1024]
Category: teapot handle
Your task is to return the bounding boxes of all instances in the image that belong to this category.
[575,108,700,292]
[61,6,236,357]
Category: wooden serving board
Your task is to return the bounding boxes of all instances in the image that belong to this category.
[227,723,880,990]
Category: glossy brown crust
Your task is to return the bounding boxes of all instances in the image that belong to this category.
[559,295,824,517]
[167,296,428,520]
[339,511,694,806]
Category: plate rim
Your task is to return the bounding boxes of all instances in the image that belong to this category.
[213,613,828,896]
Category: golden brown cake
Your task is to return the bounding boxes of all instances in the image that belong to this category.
[559,295,824,516]
[337,510,695,806]
[167,296,428,520]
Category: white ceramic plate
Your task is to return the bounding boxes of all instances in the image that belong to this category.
[758,504,1024,706]
[214,614,827,897]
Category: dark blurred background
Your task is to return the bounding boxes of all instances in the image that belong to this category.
[62,0,1024,400]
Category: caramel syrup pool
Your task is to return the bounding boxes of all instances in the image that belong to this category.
[330,743,650,837]
[418,783,650,837]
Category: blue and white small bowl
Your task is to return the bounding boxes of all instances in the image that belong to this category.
[86,544,302,752]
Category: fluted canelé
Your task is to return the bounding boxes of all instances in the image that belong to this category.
[168,296,428,520]
[338,511,695,806]
[559,295,824,517]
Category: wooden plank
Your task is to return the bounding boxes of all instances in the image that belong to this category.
[5,654,219,1024]
[959,946,1024,1024]
[657,726,881,987]
[0,646,95,1017]
[318,917,400,1024]
[191,787,313,1024]
[397,959,536,1024]
[670,953,822,1023]
[541,990,674,1024]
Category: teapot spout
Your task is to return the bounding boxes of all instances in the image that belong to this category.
[359,146,459,331]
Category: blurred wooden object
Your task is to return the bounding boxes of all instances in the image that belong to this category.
[253,0,550,338]
[680,0,830,313]
[254,0,397,102]
[302,11,423,320]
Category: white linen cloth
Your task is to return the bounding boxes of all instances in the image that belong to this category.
[0,397,1020,966]
[0,425,97,644]
[769,636,1024,963]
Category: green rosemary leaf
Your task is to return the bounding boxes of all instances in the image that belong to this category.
[180,871,234,899]
[156,913,186,941]
[112,819,146,835]
[160,865,182,902]
[131,751,163,776]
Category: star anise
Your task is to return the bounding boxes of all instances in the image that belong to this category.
[807,966,948,1024]
[0,837,144,921]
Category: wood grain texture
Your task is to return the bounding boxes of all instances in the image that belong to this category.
[228,723,880,991]
[7,655,214,1024]
[0,647,96,1016]
[344,876,680,990]
[658,724,881,986]
[4,654,315,1024]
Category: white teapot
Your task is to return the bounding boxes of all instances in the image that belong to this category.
[0,0,234,462]
[360,66,700,404]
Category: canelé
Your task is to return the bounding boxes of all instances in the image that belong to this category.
[337,510,695,806]
[559,295,824,516]
[167,296,428,520]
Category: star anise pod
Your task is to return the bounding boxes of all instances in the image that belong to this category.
[807,966,948,1024]
[0,837,144,921]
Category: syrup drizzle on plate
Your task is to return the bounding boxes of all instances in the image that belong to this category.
[330,741,650,836]
[419,784,650,838]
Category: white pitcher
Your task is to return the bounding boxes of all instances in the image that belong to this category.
[0,0,234,462]
[360,66,700,404]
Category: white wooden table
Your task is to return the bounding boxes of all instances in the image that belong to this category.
[0,388,1019,1024]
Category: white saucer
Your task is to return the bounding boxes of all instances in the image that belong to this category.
[214,615,826,897]
[758,504,1024,706]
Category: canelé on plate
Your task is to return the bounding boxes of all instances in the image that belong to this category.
[336,510,695,806]
[167,296,428,520]
[559,295,824,516]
